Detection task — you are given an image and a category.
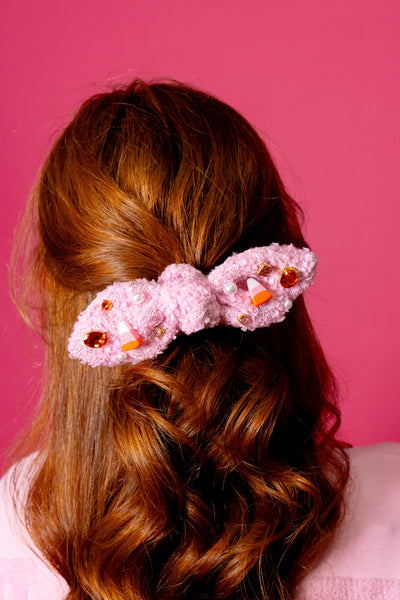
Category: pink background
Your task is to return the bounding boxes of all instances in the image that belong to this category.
[1,0,399,463]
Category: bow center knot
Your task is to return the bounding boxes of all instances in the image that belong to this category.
[158,263,221,334]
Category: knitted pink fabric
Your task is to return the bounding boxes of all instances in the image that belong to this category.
[68,244,317,367]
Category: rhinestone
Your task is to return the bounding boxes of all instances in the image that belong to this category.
[224,282,237,295]
[132,291,144,303]
[238,313,249,324]
[256,262,273,277]
[280,267,299,288]
[84,331,107,348]
[101,299,113,311]
[153,325,165,337]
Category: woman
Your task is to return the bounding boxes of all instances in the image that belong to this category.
[1,79,399,599]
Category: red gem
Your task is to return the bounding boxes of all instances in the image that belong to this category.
[101,299,113,311]
[280,268,299,288]
[84,331,107,348]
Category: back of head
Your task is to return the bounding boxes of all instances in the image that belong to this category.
[12,79,348,600]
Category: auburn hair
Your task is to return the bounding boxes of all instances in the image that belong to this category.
[10,79,349,600]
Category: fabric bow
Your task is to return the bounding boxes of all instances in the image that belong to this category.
[68,244,317,367]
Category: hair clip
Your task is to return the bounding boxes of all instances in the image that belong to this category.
[68,244,317,367]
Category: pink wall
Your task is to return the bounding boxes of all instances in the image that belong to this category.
[1,0,399,461]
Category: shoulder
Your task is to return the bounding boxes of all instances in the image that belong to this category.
[0,455,68,599]
[343,441,400,564]
[296,442,400,599]
[345,441,400,505]
[347,440,400,467]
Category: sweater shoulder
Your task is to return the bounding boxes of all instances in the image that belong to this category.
[296,442,400,599]
[0,455,68,599]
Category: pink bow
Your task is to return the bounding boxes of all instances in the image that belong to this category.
[68,244,317,367]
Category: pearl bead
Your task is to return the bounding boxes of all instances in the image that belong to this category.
[224,282,237,294]
[132,291,144,303]
[284,299,293,310]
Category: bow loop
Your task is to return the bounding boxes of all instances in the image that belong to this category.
[208,244,317,330]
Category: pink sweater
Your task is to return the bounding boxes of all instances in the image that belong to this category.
[0,443,399,599]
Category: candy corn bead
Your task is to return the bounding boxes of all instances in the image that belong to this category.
[247,278,272,307]
[118,321,143,351]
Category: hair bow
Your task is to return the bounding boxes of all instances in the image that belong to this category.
[68,244,317,367]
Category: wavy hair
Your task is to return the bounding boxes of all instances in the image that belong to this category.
[10,79,349,600]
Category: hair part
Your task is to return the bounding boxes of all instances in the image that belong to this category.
[10,79,348,600]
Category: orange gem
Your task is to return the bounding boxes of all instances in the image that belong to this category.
[256,262,272,277]
[280,267,299,288]
[84,331,107,348]
[101,299,113,311]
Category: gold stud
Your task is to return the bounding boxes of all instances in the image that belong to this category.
[238,313,249,324]
[280,267,299,288]
[153,325,165,337]
[101,299,113,311]
[84,331,107,348]
[256,262,273,277]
